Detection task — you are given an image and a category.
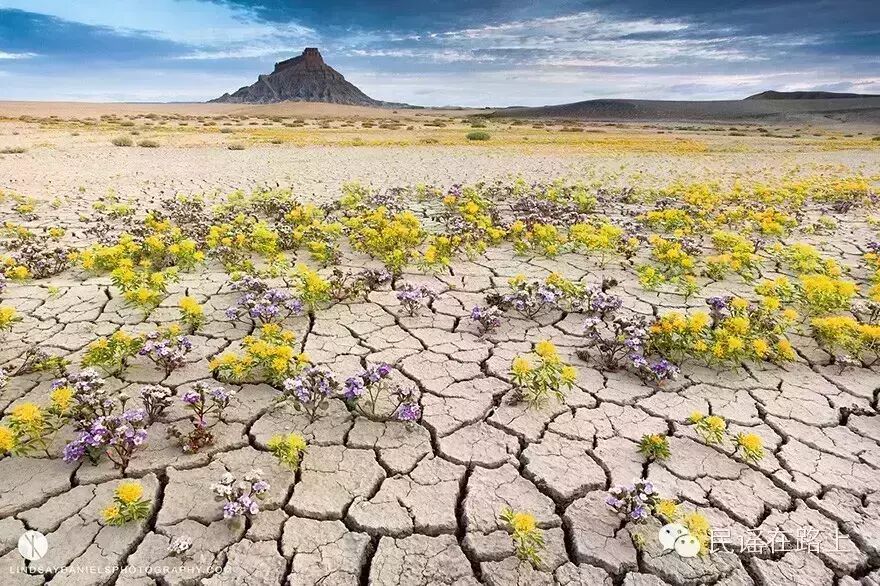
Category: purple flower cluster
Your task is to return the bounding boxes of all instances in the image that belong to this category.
[470,305,501,335]
[170,382,235,453]
[606,480,658,522]
[344,363,392,400]
[392,386,421,422]
[211,469,270,520]
[53,368,112,428]
[396,283,436,316]
[139,332,192,375]
[581,312,679,386]
[587,289,623,317]
[63,408,148,468]
[328,268,392,301]
[140,384,175,423]
[280,366,339,422]
[344,364,420,423]
[488,278,573,318]
[226,275,303,324]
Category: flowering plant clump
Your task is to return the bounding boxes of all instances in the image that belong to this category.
[276,202,343,265]
[102,481,151,526]
[205,214,278,271]
[487,273,585,319]
[579,310,679,386]
[0,305,22,333]
[500,507,545,568]
[140,384,175,423]
[0,393,71,457]
[510,340,576,407]
[211,469,270,520]
[55,369,117,430]
[3,237,74,280]
[167,536,193,559]
[649,296,798,365]
[290,264,331,310]
[704,230,762,282]
[734,432,765,463]
[344,364,421,422]
[279,366,339,422]
[638,434,671,461]
[470,305,502,336]
[396,283,436,316]
[168,382,235,453]
[225,275,303,324]
[63,408,148,468]
[266,433,307,470]
[12,347,70,377]
[139,327,192,376]
[178,296,205,332]
[327,267,391,302]
[811,315,880,368]
[755,274,857,316]
[210,324,308,385]
[687,412,726,444]
[606,480,660,522]
[81,330,144,376]
[343,207,426,275]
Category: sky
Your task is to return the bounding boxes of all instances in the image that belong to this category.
[0,0,877,106]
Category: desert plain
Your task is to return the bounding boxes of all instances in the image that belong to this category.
[0,101,878,586]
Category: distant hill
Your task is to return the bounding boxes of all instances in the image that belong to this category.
[491,96,880,126]
[746,90,880,100]
[211,48,404,107]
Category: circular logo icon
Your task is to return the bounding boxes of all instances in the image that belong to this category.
[658,523,688,551]
[18,530,48,561]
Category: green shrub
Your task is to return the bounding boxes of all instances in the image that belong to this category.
[137,139,159,148]
[111,136,133,147]
[466,131,491,141]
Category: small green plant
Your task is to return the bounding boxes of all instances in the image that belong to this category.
[466,131,491,141]
[178,296,205,332]
[734,433,765,463]
[137,139,160,148]
[266,433,307,469]
[687,412,726,444]
[510,340,576,407]
[638,433,670,461]
[112,136,133,147]
[102,481,151,525]
[81,330,144,375]
[500,507,545,568]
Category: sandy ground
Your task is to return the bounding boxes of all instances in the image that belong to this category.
[0,102,878,586]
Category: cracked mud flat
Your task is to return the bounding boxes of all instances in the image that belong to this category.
[0,131,879,586]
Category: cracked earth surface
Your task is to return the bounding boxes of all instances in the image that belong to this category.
[0,150,879,585]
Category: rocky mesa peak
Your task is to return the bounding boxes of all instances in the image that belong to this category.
[210,47,390,106]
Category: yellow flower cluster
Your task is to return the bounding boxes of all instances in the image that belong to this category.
[267,433,308,469]
[210,324,307,384]
[0,306,21,332]
[510,340,576,407]
[500,507,545,568]
[344,208,425,275]
[649,299,797,365]
[178,296,205,331]
[291,264,331,309]
[811,315,880,364]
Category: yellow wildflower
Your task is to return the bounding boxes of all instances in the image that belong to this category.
[50,386,74,411]
[115,481,143,505]
[0,426,15,453]
[534,340,557,360]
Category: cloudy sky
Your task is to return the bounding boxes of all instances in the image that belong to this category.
[0,0,877,106]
